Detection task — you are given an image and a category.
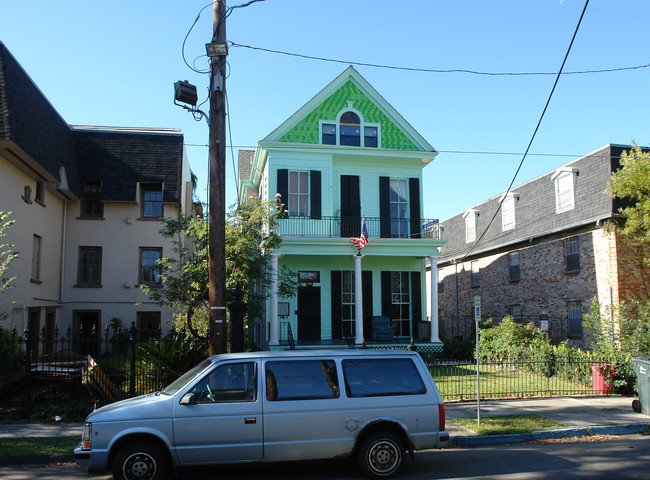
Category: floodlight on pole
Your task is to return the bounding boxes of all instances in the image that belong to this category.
[205,42,228,57]
[173,80,208,123]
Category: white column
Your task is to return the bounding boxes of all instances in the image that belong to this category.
[354,254,364,345]
[429,256,441,343]
[269,254,280,346]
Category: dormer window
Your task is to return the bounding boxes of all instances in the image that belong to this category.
[339,111,360,146]
[552,167,579,214]
[319,107,380,148]
[464,209,479,243]
[501,193,519,231]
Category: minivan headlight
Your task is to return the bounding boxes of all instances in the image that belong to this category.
[81,423,92,450]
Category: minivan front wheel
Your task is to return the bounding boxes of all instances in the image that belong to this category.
[112,440,168,480]
[358,432,404,479]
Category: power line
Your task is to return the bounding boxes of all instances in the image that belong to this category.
[229,40,648,77]
[460,0,591,262]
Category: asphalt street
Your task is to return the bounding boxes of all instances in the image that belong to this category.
[2,435,650,480]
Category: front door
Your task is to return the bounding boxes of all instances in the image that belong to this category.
[298,287,321,341]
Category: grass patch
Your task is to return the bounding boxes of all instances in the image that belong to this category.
[431,363,592,401]
[451,414,567,436]
[0,436,78,456]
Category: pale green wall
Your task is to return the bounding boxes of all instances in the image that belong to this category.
[276,256,426,341]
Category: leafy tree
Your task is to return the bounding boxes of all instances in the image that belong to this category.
[141,196,296,343]
[607,143,650,264]
[583,299,650,394]
[0,211,19,321]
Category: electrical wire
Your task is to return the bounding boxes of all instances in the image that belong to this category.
[225,90,240,204]
[229,40,648,77]
[182,2,214,74]
[460,0,591,262]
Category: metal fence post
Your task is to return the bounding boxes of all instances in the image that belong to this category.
[22,327,33,419]
[129,321,137,398]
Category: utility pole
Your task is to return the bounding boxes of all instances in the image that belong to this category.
[208,0,228,355]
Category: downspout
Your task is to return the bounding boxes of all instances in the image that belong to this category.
[59,202,66,304]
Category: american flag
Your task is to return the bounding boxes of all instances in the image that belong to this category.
[351,218,369,250]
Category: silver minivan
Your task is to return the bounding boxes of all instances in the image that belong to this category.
[75,349,449,479]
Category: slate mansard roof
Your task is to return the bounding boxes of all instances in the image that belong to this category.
[437,144,631,262]
[0,41,184,203]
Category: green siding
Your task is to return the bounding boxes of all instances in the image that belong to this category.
[279,80,419,151]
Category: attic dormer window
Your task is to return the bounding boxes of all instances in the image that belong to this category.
[339,111,361,146]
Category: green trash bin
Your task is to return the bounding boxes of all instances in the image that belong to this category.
[632,356,650,415]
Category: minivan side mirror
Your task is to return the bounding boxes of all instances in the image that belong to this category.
[179,392,196,405]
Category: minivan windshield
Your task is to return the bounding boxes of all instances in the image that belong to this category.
[161,358,213,395]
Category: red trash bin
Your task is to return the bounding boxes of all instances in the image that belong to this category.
[592,363,614,394]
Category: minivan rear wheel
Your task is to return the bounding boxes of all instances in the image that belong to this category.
[112,440,168,480]
[358,432,404,479]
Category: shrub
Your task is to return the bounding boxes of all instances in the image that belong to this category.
[584,299,650,394]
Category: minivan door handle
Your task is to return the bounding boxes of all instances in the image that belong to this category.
[245,417,257,424]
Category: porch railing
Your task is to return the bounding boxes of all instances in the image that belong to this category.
[277,216,441,239]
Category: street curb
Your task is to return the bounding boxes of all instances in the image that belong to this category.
[452,423,649,447]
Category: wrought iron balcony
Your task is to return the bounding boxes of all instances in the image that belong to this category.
[277,216,441,239]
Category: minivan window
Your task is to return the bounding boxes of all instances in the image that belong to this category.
[162,358,213,395]
[190,362,257,403]
[266,360,339,401]
[342,358,427,397]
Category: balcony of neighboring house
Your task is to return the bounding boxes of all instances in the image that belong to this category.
[277,216,442,239]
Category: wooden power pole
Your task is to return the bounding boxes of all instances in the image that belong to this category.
[208,0,228,355]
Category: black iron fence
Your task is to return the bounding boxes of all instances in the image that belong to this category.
[0,323,618,420]
[428,356,616,401]
[0,323,207,421]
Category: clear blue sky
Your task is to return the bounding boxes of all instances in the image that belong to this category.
[2,1,649,221]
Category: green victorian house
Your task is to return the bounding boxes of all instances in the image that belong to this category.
[239,67,445,351]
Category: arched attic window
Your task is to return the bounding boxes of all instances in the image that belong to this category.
[339,111,361,146]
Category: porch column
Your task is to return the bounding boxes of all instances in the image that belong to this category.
[354,253,364,345]
[269,254,280,346]
[429,255,441,343]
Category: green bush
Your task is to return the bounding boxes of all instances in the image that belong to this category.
[584,299,650,395]
[478,316,546,362]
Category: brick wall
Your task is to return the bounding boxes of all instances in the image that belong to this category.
[436,227,644,349]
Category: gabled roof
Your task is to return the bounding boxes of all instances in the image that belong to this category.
[262,66,436,154]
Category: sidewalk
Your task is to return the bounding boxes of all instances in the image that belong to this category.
[0,396,648,465]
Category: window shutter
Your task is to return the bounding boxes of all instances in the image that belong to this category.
[381,271,391,317]
[310,170,321,219]
[331,271,342,340]
[379,177,390,238]
[411,271,422,325]
[409,178,421,238]
[362,271,373,337]
[340,175,360,237]
[277,169,288,218]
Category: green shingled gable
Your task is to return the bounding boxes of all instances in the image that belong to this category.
[279,80,419,151]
